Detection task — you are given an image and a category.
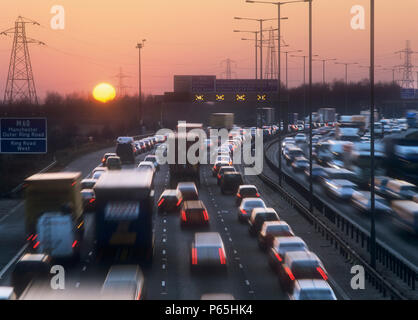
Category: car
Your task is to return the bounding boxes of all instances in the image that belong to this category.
[102,153,117,166]
[324,179,358,200]
[292,156,310,172]
[0,287,16,300]
[144,155,160,171]
[92,171,105,181]
[258,221,295,251]
[374,176,392,197]
[304,165,327,182]
[384,179,418,200]
[268,237,308,273]
[190,232,227,271]
[289,279,337,300]
[238,198,267,223]
[176,182,199,201]
[278,251,328,293]
[137,161,156,173]
[81,178,96,190]
[180,200,210,228]
[11,254,52,297]
[106,156,122,170]
[217,166,236,185]
[235,185,260,206]
[282,137,295,148]
[212,161,230,177]
[319,168,356,186]
[81,188,96,211]
[220,172,243,195]
[157,189,182,213]
[248,208,280,236]
[295,133,307,144]
[92,166,107,176]
[101,265,145,300]
[351,191,392,214]
[116,141,135,164]
[391,201,418,234]
[284,146,304,164]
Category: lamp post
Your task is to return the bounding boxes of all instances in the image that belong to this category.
[283,50,302,89]
[136,39,146,129]
[246,0,305,186]
[335,61,358,115]
[234,17,278,79]
[313,58,336,106]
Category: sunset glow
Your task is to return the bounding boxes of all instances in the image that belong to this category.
[92,83,116,103]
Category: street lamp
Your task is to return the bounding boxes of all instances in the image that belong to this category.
[245,0,305,186]
[313,58,336,106]
[234,16,278,79]
[335,61,358,115]
[136,39,146,129]
[283,50,302,89]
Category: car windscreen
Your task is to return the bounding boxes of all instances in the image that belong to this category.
[298,289,334,300]
[240,188,257,196]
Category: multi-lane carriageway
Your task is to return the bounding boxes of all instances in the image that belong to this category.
[0,143,386,300]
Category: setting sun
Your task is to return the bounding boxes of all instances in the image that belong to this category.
[92,83,116,103]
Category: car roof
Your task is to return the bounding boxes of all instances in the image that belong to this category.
[161,189,177,196]
[195,232,223,247]
[183,200,205,210]
[275,236,305,245]
[296,279,332,290]
[252,207,278,215]
[139,161,154,166]
[329,179,357,186]
[285,251,320,263]
[177,182,197,190]
[242,197,264,203]
[104,265,143,283]
[239,184,257,190]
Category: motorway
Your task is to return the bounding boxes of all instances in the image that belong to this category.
[0,142,387,299]
[265,139,418,271]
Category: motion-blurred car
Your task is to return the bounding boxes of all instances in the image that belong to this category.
[137,161,156,173]
[101,265,145,300]
[384,179,418,200]
[235,185,260,206]
[238,198,267,223]
[0,287,16,300]
[248,208,280,236]
[190,232,227,271]
[81,178,96,190]
[220,172,243,195]
[278,251,328,293]
[268,237,308,273]
[258,221,295,251]
[284,146,304,164]
[324,179,358,201]
[351,191,392,214]
[291,157,310,172]
[177,182,199,201]
[304,164,327,182]
[106,156,122,170]
[295,133,307,144]
[81,188,96,211]
[102,153,117,166]
[282,137,295,148]
[144,155,160,171]
[180,200,210,228]
[288,279,337,300]
[157,189,182,213]
[217,166,236,185]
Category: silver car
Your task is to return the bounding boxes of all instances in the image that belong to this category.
[324,179,358,200]
[101,265,145,300]
[351,191,392,214]
[238,198,267,222]
[289,279,337,300]
[191,232,227,271]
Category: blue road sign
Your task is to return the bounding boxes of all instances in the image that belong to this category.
[0,118,47,154]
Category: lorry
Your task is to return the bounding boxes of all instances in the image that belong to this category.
[93,170,155,262]
[24,172,84,261]
[169,123,203,188]
[116,136,136,164]
[318,108,336,124]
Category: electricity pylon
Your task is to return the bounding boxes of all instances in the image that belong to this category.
[396,40,417,89]
[1,16,44,105]
[221,58,237,79]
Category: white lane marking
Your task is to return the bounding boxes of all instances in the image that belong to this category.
[75,282,80,288]
[162,281,166,287]
[162,264,166,270]
[0,243,28,279]
[82,266,87,272]
[224,227,228,231]
[163,228,167,233]
[239,264,243,269]
[162,238,166,243]
[245,280,250,286]
[162,250,166,255]
[229,237,232,242]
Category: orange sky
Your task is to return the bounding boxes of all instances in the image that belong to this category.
[0,0,417,99]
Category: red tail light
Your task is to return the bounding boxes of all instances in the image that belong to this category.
[192,248,197,265]
[274,251,282,262]
[181,210,187,221]
[217,174,221,179]
[89,198,96,204]
[240,209,247,215]
[284,266,295,281]
[102,157,106,163]
[71,182,77,187]
[203,210,209,221]
[32,234,38,241]
[27,234,33,241]
[72,240,78,248]
[255,193,260,197]
[219,248,226,265]
[236,193,242,198]
[317,267,328,280]
[176,198,182,207]
[33,241,40,249]
[158,198,165,207]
